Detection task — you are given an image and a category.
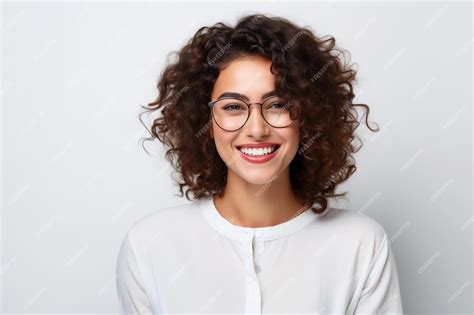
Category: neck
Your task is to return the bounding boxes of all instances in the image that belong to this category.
[213,167,308,228]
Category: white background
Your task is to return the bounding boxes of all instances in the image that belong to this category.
[2,1,472,313]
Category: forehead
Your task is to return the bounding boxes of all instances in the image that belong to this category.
[211,56,276,100]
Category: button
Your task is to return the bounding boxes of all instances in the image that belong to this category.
[255,231,262,238]
[255,264,261,274]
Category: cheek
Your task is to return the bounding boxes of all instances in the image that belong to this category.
[212,124,235,157]
[282,126,300,151]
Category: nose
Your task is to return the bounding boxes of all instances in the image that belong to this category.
[242,103,270,137]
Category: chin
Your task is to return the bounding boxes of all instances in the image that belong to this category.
[237,169,279,186]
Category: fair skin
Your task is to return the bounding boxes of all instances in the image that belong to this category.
[209,55,308,228]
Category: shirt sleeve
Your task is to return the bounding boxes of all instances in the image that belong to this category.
[354,234,404,314]
[116,229,154,314]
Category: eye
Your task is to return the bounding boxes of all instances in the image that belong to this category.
[271,102,288,109]
[265,101,290,111]
[223,104,246,111]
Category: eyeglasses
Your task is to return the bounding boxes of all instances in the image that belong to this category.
[208,95,298,132]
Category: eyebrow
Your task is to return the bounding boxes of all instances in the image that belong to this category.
[216,90,278,102]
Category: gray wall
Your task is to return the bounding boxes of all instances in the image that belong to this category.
[2,1,472,313]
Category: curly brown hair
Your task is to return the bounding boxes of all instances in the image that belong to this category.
[139,13,379,214]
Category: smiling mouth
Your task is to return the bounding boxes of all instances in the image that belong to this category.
[236,144,281,156]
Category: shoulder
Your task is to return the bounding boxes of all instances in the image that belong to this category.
[320,207,387,238]
[125,201,203,248]
[310,207,389,256]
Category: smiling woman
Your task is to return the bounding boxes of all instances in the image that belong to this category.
[116,13,403,314]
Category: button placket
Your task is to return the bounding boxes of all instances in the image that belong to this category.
[241,233,259,279]
[244,232,262,314]
[253,237,265,276]
[249,234,259,279]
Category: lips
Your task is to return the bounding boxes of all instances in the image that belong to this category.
[234,141,282,165]
[236,143,281,149]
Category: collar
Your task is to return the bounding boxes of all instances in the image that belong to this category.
[199,195,320,242]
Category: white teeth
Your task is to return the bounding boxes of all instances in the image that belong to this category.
[238,146,278,156]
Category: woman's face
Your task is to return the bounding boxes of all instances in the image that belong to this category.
[209,55,301,185]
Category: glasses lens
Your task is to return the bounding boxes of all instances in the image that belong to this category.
[262,96,295,127]
[212,98,249,131]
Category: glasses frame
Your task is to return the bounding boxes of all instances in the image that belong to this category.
[208,95,296,132]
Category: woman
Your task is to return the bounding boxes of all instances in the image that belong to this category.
[116,13,403,314]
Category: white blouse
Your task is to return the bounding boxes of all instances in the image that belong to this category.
[116,196,403,314]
